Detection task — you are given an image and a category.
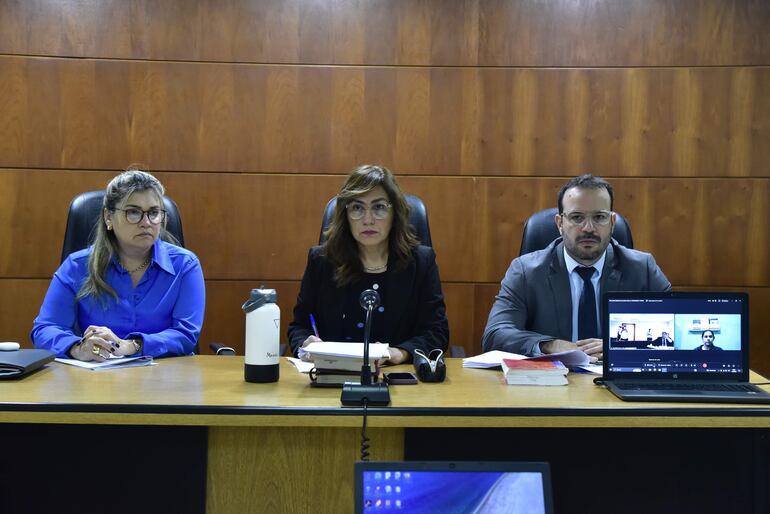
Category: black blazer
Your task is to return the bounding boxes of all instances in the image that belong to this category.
[288,245,449,357]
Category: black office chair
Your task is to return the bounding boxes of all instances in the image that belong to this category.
[61,191,185,263]
[519,207,634,256]
[58,191,230,355]
[318,194,432,246]
[317,194,462,357]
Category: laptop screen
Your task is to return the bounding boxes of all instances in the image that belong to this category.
[603,292,749,380]
[355,461,553,514]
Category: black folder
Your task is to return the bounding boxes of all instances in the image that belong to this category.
[0,349,55,379]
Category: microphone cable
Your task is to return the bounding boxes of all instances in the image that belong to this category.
[360,398,371,461]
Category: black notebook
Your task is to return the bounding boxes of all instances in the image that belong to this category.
[602,291,770,404]
[0,349,55,379]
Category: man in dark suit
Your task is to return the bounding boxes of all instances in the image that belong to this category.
[482,174,671,360]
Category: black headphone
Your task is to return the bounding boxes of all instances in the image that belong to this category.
[413,349,446,383]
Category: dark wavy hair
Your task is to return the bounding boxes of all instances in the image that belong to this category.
[323,165,419,287]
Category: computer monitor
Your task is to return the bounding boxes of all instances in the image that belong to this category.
[355,461,554,514]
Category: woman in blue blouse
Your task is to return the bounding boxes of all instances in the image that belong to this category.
[31,168,205,361]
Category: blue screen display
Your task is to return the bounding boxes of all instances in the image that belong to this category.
[606,296,745,374]
[361,470,545,513]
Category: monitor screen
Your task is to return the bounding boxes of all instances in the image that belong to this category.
[356,462,552,514]
[605,293,747,375]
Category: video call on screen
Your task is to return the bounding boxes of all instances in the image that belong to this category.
[606,297,744,374]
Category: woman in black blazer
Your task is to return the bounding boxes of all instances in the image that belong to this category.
[288,165,449,364]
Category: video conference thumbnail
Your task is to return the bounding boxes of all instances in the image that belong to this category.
[608,313,741,351]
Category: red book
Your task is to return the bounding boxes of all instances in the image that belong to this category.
[501,359,568,385]
[502,359,567,373]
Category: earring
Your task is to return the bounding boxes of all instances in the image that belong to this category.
[106,223,112,230]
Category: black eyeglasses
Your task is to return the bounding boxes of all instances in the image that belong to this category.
[114,207,166,225]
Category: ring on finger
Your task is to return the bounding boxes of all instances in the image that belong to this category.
[92,346,101,356]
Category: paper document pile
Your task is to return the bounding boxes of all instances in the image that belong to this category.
[299,342,390,387]
[55,355,154,371]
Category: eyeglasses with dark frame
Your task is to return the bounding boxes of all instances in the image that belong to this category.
[114,207,166,225]
[346,201,392,221]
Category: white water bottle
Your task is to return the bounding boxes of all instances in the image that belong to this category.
[243,288,280,383]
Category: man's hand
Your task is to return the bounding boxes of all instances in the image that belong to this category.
[575,338,603,362]
[541,338,603,363]
[540,339,577,355]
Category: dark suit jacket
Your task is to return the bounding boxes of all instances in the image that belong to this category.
[288,245,449,357]
[482,238,672,356]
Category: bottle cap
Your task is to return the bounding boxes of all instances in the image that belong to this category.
[242,288,278,313]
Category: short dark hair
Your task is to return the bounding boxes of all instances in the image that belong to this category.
[557,174,614,213]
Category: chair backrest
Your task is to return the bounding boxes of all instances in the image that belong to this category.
[518,207,634,256]
[318,194,433,247]
[61,191,185,262]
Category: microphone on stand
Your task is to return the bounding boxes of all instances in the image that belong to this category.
[341,289,391,406]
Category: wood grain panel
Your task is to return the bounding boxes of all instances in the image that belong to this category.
[1,171,768,288]
[201,280,302,355]
[2,57,769,177]
[1,1,767,66]
[478,0,770,67]
[208,426,403,514]
[0,279,50,347]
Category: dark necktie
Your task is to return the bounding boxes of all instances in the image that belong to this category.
[576,266,598,340]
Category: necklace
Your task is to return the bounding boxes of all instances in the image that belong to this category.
[364,263,387,272]
[122,257,151,273]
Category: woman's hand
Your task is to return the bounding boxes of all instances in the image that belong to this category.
[382,347,409,366]
[300,335,322,361]
[77,325,138,359]
[70,332,114,362]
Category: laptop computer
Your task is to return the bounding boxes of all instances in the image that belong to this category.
[354,461,554,514]
[602,291,770,403]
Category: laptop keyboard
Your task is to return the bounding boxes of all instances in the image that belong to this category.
[617,382,757,392]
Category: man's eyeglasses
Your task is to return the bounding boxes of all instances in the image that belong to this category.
[561,210,613,227]
[346,202,392,221]
[114,207,166,225]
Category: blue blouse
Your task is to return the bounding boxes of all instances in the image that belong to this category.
[31,239,205,358]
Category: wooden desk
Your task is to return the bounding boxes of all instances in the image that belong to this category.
[1,356,769,513]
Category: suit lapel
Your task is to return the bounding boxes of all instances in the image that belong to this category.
[547,241,572,340]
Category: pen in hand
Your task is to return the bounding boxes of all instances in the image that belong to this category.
[309,314,320,338]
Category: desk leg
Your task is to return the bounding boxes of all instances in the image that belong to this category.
[207,426,403,514]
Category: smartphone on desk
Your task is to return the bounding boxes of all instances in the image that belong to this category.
[384,371,418,385]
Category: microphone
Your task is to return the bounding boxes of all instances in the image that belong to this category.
[341,289,391,406]
[360,289,380,311]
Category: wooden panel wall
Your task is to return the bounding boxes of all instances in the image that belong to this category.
[1,1,768,373]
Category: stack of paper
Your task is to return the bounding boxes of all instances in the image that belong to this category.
[501,358,568,386]
[299,342,390,386]
[55,355,154,371]
[463,349,590,369]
